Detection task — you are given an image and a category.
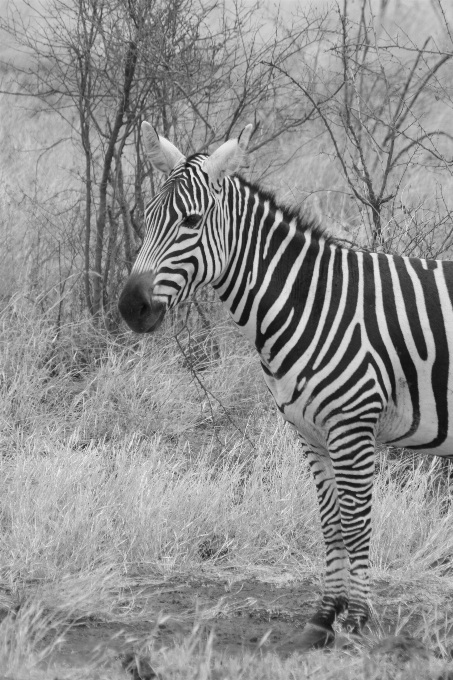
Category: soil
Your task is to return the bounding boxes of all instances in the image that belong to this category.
[43,571,441,673]
[47,573,316,670]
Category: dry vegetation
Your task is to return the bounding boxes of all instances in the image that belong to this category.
[1,301,453,678]
[2,0,453,678]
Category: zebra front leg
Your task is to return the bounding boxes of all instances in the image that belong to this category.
[329,431,376,634]
[297,442,349,650]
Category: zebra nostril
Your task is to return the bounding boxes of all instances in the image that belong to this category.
[138,302,149,318]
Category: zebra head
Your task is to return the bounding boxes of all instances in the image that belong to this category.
[118,122,253,333]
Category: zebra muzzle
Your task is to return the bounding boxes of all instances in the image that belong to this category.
[118,272,167,333]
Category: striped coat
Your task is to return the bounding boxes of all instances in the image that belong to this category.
[119,123,453,649]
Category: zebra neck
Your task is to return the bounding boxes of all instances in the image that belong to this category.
[213,178,335,355]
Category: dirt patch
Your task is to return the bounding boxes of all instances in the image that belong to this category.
[44,573,451,672]
[46,574,317,669]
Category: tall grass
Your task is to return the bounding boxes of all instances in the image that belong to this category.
[2,300,453,676]
[3,420,453,587]
[2,299,453,586]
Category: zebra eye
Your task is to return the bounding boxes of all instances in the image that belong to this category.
[182,214,201,228]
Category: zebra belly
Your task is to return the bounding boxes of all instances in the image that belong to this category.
[373,255,453,456]
[379,412,453,455]
[378,384,453,456]
[283,390,453,457]
[268,367,453,457]
[375,356,453,455]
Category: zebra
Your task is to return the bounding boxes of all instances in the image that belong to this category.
[118,121,453,650]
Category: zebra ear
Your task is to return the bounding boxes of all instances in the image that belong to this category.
[141,122,185,174]
[202,124,253,186]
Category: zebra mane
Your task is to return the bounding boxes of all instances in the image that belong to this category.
[236,176,338,247]
[182,154,339,247]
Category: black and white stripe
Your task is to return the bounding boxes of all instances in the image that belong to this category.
[119,125,453,649]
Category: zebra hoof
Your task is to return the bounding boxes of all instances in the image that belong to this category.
[296,622,335,651]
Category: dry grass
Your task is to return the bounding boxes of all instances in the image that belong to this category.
[1,4,453,670]
[1,301,453,677]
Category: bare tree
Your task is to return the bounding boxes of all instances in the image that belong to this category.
[269,0,453,255]
[0,0,323,324]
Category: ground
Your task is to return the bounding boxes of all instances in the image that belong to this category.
[49,572,316,667]
[27,569,453,678]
